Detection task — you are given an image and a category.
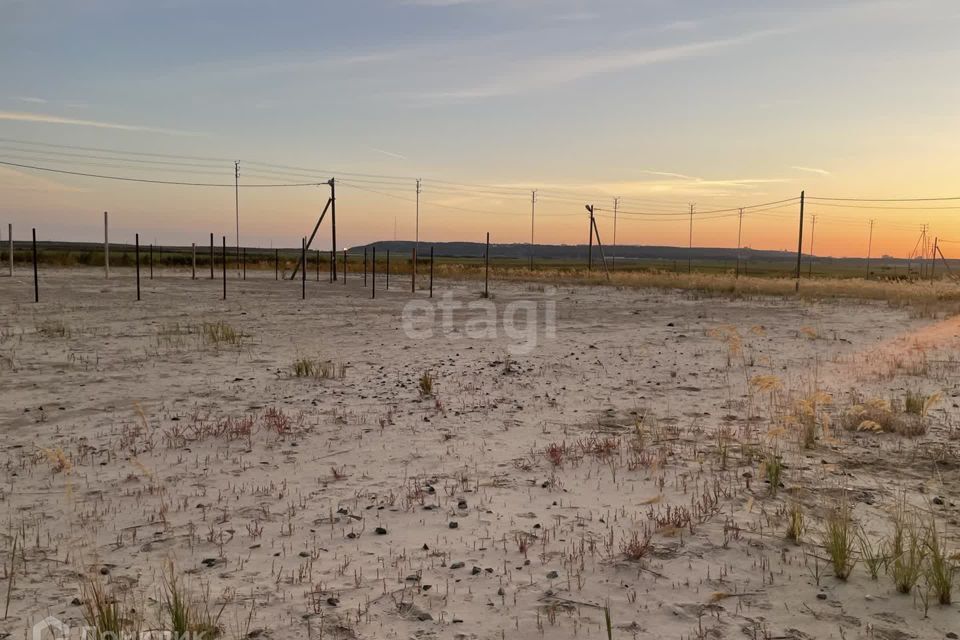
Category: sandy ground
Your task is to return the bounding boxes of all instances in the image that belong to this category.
[1,268,958,640]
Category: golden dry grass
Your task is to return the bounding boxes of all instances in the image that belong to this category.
[434,265,960,307]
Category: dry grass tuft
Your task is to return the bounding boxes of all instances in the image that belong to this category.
[81,576,135,640]
[890,502,927,594]
[418,371,434,397]
[839,395,927,437]
[785,500,804,542]
[201,321,244,348]
[822,502,857,580]
[161,565,223,639]
[925,520,956,605]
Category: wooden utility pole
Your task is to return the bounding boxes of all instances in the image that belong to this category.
[31,228,37,303]
[291,179,335,279]
[7,223,11,276]
[529,190,536,270]
[866,219,875,278]
[590,215,611,279]
[612,197,619,271]
[331,178,337,281]
[301,238,306,300]
[735,208,744,279]
[103,211,109,279]
[484,232,490,298]
[222,236,227,300]
[688,203,694,274]
[192,243,196,280]
[586,205,594,271]
[135,233,140,301]
[794,191,805,291]
[235,161,240,278]
[414,178,420,290]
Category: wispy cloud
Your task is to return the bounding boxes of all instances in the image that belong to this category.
[496,176,790,200]
[637,169,699,181]
[372,147,408,161]
[659,20,699,32]
[13,96,48,104]
[791,165,831,176]
[0,111,204,137]
[416,27,790,102]
[371,147,409,160]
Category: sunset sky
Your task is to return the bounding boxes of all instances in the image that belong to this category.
[1,0,959,258]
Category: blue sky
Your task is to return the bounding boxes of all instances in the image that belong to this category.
[1,0,959,255]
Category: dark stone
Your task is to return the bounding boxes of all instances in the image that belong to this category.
[451,562,465,570]
[546,571,559,579]
[471,566,482,575]
[816,593,827,600]
[449,521,459,529]
[375,527,387,535]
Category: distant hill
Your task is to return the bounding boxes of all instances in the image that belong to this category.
[360,241,800,262]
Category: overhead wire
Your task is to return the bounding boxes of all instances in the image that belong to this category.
[0,160,325,187]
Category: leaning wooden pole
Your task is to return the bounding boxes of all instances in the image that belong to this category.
[290,194,332,279]
[591,217,611,280]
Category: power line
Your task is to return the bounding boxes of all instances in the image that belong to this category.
[796,200,960,211]
[808,194,960,203]
[0,160,325,187]
[338,180,580,217]
[0,145,230,170]
[0,137,231,164]
[595,197,801,218]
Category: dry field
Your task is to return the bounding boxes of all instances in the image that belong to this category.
[1,269,958,640]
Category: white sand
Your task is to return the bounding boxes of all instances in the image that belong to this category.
[1,269,958,640]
